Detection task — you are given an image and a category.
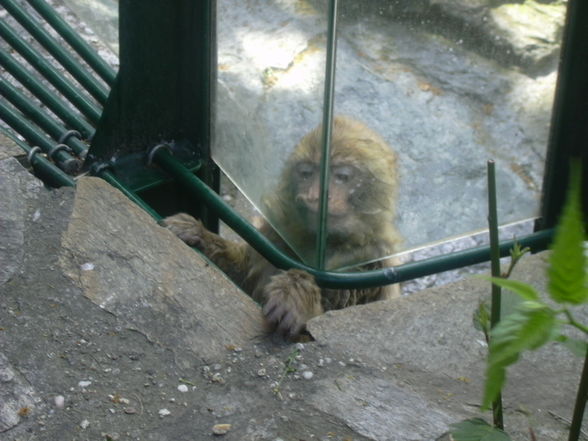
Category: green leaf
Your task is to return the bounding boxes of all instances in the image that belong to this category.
[484,277,540,301]
[482,305,558,407]
[450,418,512,441]
[556,335,588,357]
[473,301,491,336]
[548,161,587,305]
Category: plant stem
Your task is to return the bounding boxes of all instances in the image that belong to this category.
[568,348,588,441]
[565,309,588,335]
[487,160,504,430]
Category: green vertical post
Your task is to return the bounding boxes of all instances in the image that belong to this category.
[87,0,218,230]
[541,0,588,230]
[487,160,504,430]
[316,0,339,270]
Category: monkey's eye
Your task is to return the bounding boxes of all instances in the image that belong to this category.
[295,162,315,180]
[332,165,355,184]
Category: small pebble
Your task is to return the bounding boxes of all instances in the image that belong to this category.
[302,371,314,380]
[80,419,90,429]
[257,368,266,377]
[54,395,65,409]
[78,380,92,388]
[212,423,232,435]
[80,263,95,271]
[158,408,171,418]
[124,407,137,414]
[177,384,189,393]
[211,373,225,384]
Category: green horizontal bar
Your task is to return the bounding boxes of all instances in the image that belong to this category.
[27,0,116,85]
[100,170,163,221]
[153,149,554,289]
[0,20,102,123]
[1,127,76,187]
[0,78,88,156]
[4,0,109,104]
[0,49,94,138]
[0,99,80,174]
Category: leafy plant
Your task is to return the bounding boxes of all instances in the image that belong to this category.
[450,418,511,441]
[483,162,587,410]
[453,161,586,441]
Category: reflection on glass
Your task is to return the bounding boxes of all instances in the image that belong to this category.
[64,0,568,270]
[217,0,567,269]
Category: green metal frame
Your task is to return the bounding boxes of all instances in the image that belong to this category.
[88,0,219,229]
[1,0,584,291]
[540,0,588,229]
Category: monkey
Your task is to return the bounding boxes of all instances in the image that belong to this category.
[163,116,402,338]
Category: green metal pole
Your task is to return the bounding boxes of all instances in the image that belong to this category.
[487,160,504,430]
[0,49,95,138]
[27,0,116,85]
[0,100,81,174]
[153,148,554,289]
[316,0,339,269]
[0,20,102,123]
[3,0,109,104]
[0,78,88,156]
[1,127,75,188]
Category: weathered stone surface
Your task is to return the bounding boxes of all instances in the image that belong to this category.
[311,375,457,441]
[0,133,23,160]
[0,158,43,285]
[0,160,580,441]
[0,353,38,432]
[59,177,265,365]
[308,252,584,441]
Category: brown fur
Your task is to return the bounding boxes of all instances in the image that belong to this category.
[164,116,401,338]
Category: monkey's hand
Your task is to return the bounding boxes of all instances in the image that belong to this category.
[162,213,208,248]
[262,270,323,338]
[163,213,249,283]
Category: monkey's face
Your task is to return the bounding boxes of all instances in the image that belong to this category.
[262,116,399,268]
[291,159,381,236]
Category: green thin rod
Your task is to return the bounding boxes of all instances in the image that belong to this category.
[316,0,339,270]
[0,49,94,138]
[99,170,162,221]
[487,160,504,430]
[0,20,102,123]
[3,0,109,104]
[153,148,554,289]
[1,127,75,187]
[569,350,588,441]
[27,0,116,85]
[0,100,81,174]
[0,79,88,156]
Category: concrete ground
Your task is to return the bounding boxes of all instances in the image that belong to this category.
[0,142,585,441]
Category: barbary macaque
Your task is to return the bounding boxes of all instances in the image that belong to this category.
[164,116,402,338]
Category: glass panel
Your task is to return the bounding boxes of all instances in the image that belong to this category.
[62,0,568,271]
[324,0,567,268]
[215,0,329,267]
[217,0,567,271]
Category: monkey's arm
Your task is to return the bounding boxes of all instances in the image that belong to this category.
[163,213,250,285]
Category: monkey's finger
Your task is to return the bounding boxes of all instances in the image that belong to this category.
[262,301,286,326]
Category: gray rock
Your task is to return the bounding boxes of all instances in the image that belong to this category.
[0,353,38,432]
[0,158,43,285]
[0,156,580,440]
[0,133,23,160]
[59,177,265,365]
